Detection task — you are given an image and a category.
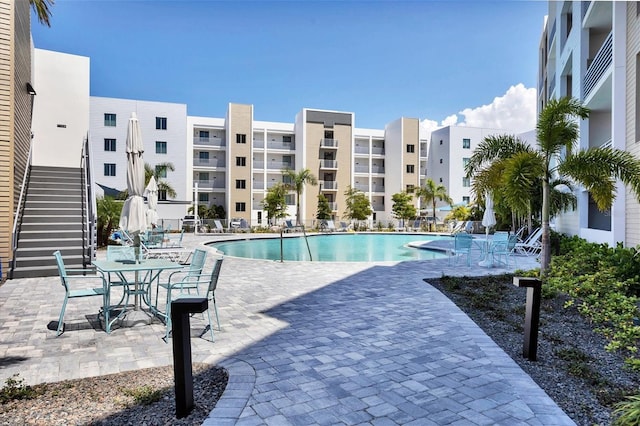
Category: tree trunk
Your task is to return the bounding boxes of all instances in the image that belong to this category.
[540,178,551,275]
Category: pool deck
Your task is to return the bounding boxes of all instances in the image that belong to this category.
[0,232,575,425]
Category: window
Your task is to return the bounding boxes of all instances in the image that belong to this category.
[235,202,246,212]
[104,163,116,176]
[104,113,116,127]
[236,179,246,189]
[406,184,415,193]
[199,172,209,182]
[199,193,209,203]
[199,130,210,140]
[285,195,295,205]
[158,190,167,201]
[236,156,246,166]
[156,117,167,130]
[104,138,116,152]
[462,177,471,187]
[462,157,470,167]
[283,135,292,143]
[199,151,209,162]
[463,138,471,149]
[406,164,415,173]
[236,133,247,144]
[462,196,470,204]
[156,141,167,154]
[156,165,167,178]
[406,144,415,153]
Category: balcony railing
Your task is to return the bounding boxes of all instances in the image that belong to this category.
[371,204,385,211]
[371,147,385,155]
[253,181,282,190]
[371,185,385,192]
[371,165,385,174]
[354,165,369,173]
[193,137,225,147]
[196,180,226,189]
[354,184,369,192]
[583,31,612,99]
[320,160,338,169]
[267,142,295,150]
[193,158,226,167]
[253,140,265,149]
[354,146,369,154]
[320,180,338,190]
[253,161,292,170]
[328,202,338,211]
[548,19,556,51]
[320,138,338,149]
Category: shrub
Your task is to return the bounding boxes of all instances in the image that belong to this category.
[614,394,640,426]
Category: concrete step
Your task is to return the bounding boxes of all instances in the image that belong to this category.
[21,207,84,215]
[25,201,83,209]
[26,194,83,202]
[18,237,84,249]
[19,223,84,232]
[28,182,82,190]
[21,215,83,224]
[11,259,92,279]
[19,229,84,238]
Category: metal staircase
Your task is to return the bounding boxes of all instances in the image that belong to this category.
[11,166,88,278]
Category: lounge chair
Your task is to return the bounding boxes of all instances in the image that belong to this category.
[322,220,336,233]
[338,221,352,232]
[411,219,422,232]
[213,220,225,233]
[450,221,465,234]
[284,219,303,232]
[515,227,543,255]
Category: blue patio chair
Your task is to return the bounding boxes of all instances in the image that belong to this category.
[154,248,208,341]
[449,233,474,266]
[105,245,142,307]
[53,250,107,336]
[168,257,223,342]
[492,234,519,268]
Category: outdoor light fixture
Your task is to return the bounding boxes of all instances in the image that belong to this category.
[26,82,36,96]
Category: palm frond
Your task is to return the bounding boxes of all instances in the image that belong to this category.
[30,0,54,27]
[465,134,533,177]
[536,97,589,160]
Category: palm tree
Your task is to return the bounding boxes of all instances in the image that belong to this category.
[415,179,453,231]
[30,0,54,27]
[145,162,176,199]
[468,97,640,274]
[282,168,317,226]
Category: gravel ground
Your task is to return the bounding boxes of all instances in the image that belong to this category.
[427,274,640,426]
[0,363,227,425]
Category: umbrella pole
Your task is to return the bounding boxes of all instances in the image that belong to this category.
[134,233,141,309]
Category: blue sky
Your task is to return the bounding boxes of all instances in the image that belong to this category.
[31,0,548,131]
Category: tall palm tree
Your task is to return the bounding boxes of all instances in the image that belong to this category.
[283,168,317,226]
[468,97,640,274]
[415,178,452,230]
[30,0,54,27]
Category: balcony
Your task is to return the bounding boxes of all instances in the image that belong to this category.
[354,165,369,173]
[371,184,385,193]
[253,140,265,149]
[371,165,385,174]
[371,204,385,211]
[320,138,338,149]
[354,184,369,192]
[320,160,338,170]
[195,180,226,190]
[354,146,369,155]
[320,180,338,191]
[193,158,225,168]
[193,137,225,147]
[253,161,293,170]
[253,181,282,190]
[583,32,612,99]
[328,202,338,211]
[267,141,295,150]
[371,147,385,155]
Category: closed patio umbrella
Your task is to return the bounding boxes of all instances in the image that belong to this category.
[145,176,159,228]
[479,191,496,267]
[119,112,147,236]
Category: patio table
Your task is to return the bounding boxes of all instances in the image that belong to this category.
[93,258,185,333]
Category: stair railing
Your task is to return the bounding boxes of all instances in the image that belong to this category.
[10,143,33,279]
[80,134,97,267]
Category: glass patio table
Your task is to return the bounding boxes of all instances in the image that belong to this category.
[93,258,185,333]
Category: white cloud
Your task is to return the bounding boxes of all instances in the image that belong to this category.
[420,83,537,135]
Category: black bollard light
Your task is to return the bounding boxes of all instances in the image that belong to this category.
[171,298,208,418]
[513,277,542,361]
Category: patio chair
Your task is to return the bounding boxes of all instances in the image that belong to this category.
[154,248,208,341]
[448,233,474,266]
[105,245,140,306]
[515,227,543,255]
[450,221,465,234]
[492,234,519,268]
[165,229,184,248]
[284,219,303,232]
[53,250,107,336]
[338,221,351,232]
[320,220,336,233]
[166,257,224,342]
[213,220,225,233]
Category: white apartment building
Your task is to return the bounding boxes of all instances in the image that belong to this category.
[90,97,189,222]
[427,126,512,209]
[539,1,639,246]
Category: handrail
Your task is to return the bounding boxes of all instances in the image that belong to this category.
[81,133,97,267]
[10,142,32,278]
[583,32,612,99]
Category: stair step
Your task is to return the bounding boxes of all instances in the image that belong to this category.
[18,238,84,249]
[21,215,83,224]
[25,201,83,208]
[20,223,84,232]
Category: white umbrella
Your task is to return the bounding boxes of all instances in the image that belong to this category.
[119,112,147,235]
[145,176,159,228]
[479,191,496,267]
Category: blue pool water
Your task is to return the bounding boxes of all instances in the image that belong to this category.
[209,233,451,262]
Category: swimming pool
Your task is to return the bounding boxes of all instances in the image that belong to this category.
[208,233,451,262]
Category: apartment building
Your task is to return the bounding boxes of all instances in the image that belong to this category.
[190,105,425,226]
[539,1,636,246]
[90,97,189,222]
[427,126,511,208]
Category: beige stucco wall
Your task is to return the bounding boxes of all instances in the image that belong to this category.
[227,103,253,222]
[401,118,420,201]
